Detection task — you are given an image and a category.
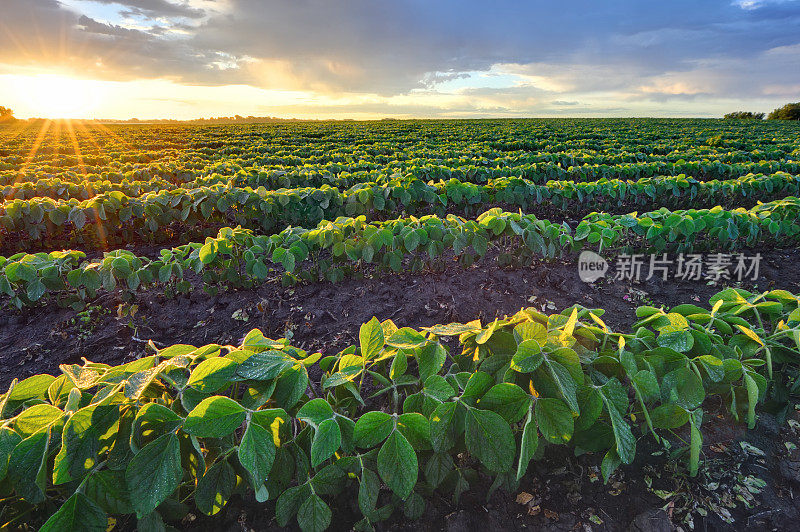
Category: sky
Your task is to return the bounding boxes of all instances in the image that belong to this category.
[0,0,799,119]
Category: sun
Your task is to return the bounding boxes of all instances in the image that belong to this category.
[11,74,107,119]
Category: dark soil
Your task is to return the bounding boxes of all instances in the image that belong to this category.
[2,248,800,531]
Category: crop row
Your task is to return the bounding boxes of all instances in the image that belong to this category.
[3,198,800,309]
[3,118,798,164]
[5,158,800,192]
[4,169,800,252]
[5,164,800,211]
[3,138,794,172]
[0,287,797,530]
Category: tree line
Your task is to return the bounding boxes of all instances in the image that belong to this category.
[725,102,800,120]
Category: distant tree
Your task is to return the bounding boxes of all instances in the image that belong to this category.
[723,111,764,120]
[767,102,800,120]
[0,106,16,124]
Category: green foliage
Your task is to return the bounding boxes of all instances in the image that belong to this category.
[2,119,800,253]
[0,288,798,530]
[723,111,764,120]
[5,194,800,309]
[767,102,800,121]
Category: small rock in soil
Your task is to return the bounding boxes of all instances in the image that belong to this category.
[779,450,800,485]
[628,509,675,532]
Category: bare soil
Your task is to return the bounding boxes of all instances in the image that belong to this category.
[2,248,799,531]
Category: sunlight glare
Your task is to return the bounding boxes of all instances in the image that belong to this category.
[11,75,107,119]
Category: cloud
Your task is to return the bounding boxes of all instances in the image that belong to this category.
[87,0,206,19]
[1,0,800,116]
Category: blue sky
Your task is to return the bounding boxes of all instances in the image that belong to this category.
[0,0,798,118]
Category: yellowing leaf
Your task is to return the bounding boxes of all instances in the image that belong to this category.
[270,417,284,447]
[589,312,608,333]
[560,309,578,341]
[736,324,764,346]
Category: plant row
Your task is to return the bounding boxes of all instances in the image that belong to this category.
[3,197,800,309]
[3,119,798,180]
[0,287,797,530]
[4,168,800,251]
[6,157,800,194]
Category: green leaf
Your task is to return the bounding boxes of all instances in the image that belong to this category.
[744,373,759,430]
[53,404,119,484]
[416,342,446,382]
[662,367,705,410]
[535,397,574,444]
[0,427,22,481]
[358,468,380,516]
[82,470,133,514]
[460,371,493,405]
[423,375,455,402]
[354,411,394,448]
[26,278,45,301]
[696,355,724,383]
[689,419,702,477]
[188,358,238,393]
[276,484,312,527]
[195,459,236,516]
[48,207,69,226]
[631,370,660,400]
[601,449,622,483]
[404,231,420,252]
[403,491,425,520]
[544,359,579,412]
[430,402,459,453]
[424,452,454,488]
[657,329,694,352]
[386,327,426,349]
[359,317,384,361]
[126,432,182,518]
[111,257,132,278]
[199,242,217,264]
[378,430,417,499]
[4,374,55,413]
[39,492,107,532]
[311,419,341,467]
[599,388,636,464]
[8,428,49,504]
[517,407,539,480]
[13,403,62,438]
[131,403,183,450]
[272,365,309,410]
[184,396,246,438]
[465,408,515,473]
[236,351,292,381]
[297,494,332,532]
[310,463,346,496]
[478,383,529,423]
[297,398,335,426]
[511,340,544,373]
[396,412,431,449]
[238,421,275,500]
[651,403,690,429]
